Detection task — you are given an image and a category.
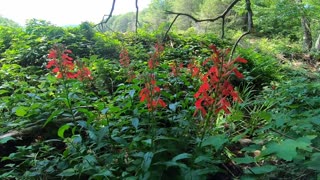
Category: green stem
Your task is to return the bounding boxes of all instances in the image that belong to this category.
[62,78,76,122]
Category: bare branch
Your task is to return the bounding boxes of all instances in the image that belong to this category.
[95,0,116,30]
[164,0,241,41]
[229,0,253,61]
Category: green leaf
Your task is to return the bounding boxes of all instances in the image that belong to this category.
[43,109,63,127]
[0,90,9,95]
[142,152,153,172]
[169,103,177,112]
[194,155,212,163]
[233,155,255,164]
[101,108,109,115]
[245,165,276,174]
[58,124,72,139]
[57,168,76,177]
[14,106,28,117]
[129,89,135,98]
[132,118,139,130]
[0,136,15,144]
[305,153,320,171]
[201,135,228,150]
[172,153,192,162]
[262,139,298,161]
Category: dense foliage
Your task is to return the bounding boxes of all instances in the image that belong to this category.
[0,1,320,179]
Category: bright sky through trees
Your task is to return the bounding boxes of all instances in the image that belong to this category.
[0,0,151,26]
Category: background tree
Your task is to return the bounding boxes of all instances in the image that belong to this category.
[171,0,204,31]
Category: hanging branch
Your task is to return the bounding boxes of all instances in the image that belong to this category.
[95,0,116,30]
[163,0,241,41]
[229,0,253,61]
[135,0,139,33]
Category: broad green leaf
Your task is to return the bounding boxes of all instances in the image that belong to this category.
[14,106,28,117]
[91,170,113,178]
[112,137,128,145]
[194,155,212,163]
[169,103,177,112]
[233,155,255,164]
[0,90,8,95]
[57,168,76,177]
[0,136,15,144]
[132,118,139,129]
[72,135,82,143]
[245,165,276,174]
[201,135,228,150]
[142,152,153,172]
[101,108,109,115]
[305,153,320,171]
[58,124,72,139]
[172,153,192,162]
[129,89,135,98]
[262,139,297,161]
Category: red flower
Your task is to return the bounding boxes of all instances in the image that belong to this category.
[48,50,57,59]
[235,57,248,63]
[193,45,247,117]
[46,45,92,81]
[119,49,130,68]
[139,74,166,111]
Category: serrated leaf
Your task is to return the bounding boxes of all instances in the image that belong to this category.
[132,118,139,129]
[262,139,297,161]
[201,135,228,150]
[142,152,153,172]
[58,124,72,139]
[172,153,192,162]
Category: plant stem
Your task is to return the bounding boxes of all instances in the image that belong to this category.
[62,78,76,122]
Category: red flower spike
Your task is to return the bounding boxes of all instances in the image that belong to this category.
[235,57,248,64]
[233,68,244,79]
[46,45,92,81]
[193,45,245,118]
[48,50,57,59]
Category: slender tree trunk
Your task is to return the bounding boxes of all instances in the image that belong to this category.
[315,33,320,51]
[301,16,313,51]
[297,0,312,51]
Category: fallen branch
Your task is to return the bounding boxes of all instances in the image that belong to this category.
[0,116,83,140]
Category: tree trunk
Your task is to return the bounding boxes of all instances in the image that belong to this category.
[315,33,320,51]
[296,0,312,51]
[301,16,312,51]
